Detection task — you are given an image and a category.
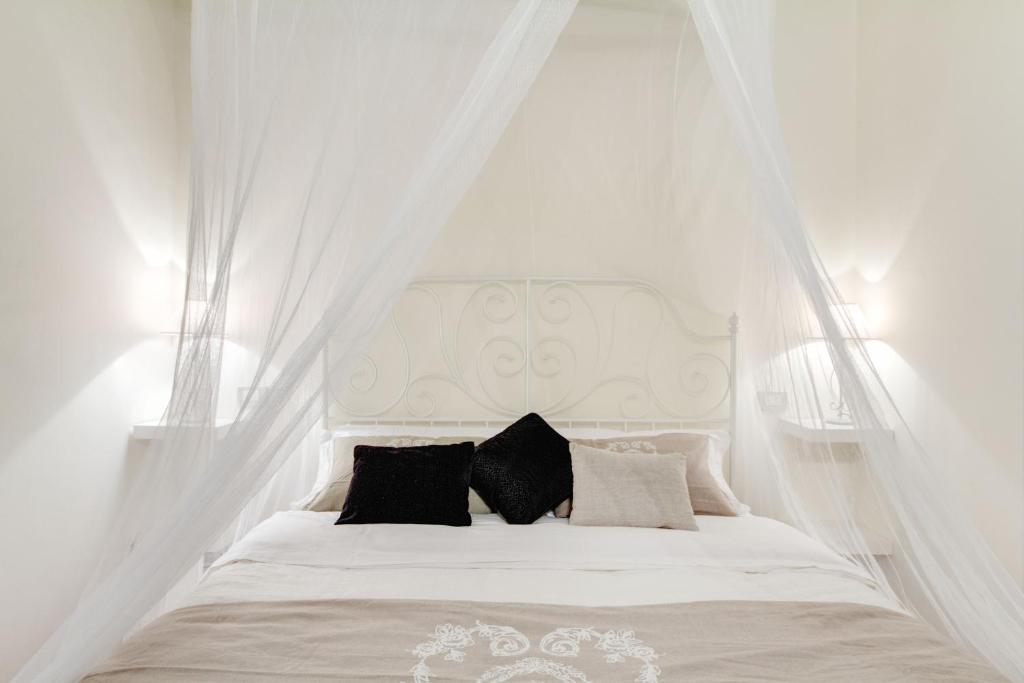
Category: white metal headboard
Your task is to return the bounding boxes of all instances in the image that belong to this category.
[325,277,737,438]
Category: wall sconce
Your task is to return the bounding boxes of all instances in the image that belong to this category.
[825,302,874,425]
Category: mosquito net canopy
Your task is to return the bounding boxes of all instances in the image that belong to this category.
[15,1,1024,681]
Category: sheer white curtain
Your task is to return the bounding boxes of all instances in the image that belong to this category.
[689,1,1024,679]
[436,0,1024,676]
[16,1,1024,681]
[14,1,576,681]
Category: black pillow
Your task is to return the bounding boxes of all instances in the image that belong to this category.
[471,413,571,524]
[336,442,473,527]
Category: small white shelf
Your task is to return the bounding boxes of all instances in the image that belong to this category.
[132,418,235,441]
[778,417,894,444]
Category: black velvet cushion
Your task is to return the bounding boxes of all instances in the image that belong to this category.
[471,413,571,524]
[336,442,473,526]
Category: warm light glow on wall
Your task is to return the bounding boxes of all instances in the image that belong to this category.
[133,263,184,335]
[829,302,873,340]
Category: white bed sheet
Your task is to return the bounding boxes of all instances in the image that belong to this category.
[187,512,898,612]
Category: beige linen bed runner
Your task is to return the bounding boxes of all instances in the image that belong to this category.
[83,598,1006,682]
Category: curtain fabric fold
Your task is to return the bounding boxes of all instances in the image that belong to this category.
[689,1,1024,679]
[14,2,576,680]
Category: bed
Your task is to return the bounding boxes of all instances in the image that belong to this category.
[84,279,1005,681]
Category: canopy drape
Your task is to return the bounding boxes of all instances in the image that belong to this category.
[690,1,1024,676]
[15,1,1024,681]
[13,1,577,680]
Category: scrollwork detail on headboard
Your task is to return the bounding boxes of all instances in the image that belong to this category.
[327,277,736,429]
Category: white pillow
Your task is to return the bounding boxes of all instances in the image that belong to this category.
[294,425,635,512]
[559,431,747,516]
[568,443,698,530]
[297,426,745,517]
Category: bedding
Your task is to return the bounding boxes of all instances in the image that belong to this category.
[301,435,492,514]
[84,513,1005,682]
[471,413,572,524]
[300,426,742,520]
[336,442,474,526]
[184,513,898,609]
[85,599,1004,682]
[566,431,746,516]
[568,443,697,530]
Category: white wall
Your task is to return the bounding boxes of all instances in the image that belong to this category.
[775,0,1023,583]
[0,1,190,678]
[774,0,859,278]
[419,2,751,321]
[851,0,1024,583]
[0,1,1019,677]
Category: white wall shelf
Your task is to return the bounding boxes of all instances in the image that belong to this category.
[778,417,894,444]
[132,418,234,441]
[778,418,897,557]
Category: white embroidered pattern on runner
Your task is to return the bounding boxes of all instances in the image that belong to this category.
[409,621,661,683]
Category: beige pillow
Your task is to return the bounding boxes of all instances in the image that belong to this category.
[568,443,697,530]
[558,432,745,517]
[302,435,491,514]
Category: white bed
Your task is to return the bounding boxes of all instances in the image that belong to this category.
[81,279,1006,681]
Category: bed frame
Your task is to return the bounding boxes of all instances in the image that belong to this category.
[324,277,737,439]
